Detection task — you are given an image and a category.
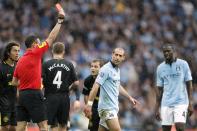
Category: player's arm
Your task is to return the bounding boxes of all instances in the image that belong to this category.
[155,86,163,109]
[70,80,80,101]
[155,67,163,121]
[184,61,193,116]
[155,86,163,121]
[11,77,19,86]
[119,85,138,105]
[82,79,91,104]
[84,82,100,118]
[186,80,193,116]
[84,95,89,104]
[45,7,65,47]
[70,80,81,111]
[87,82,100,104]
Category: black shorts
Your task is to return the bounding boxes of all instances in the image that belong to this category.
[0,111,17,126]
[88,108,100,131]
[17,89,47,123]
[46,93,70,126]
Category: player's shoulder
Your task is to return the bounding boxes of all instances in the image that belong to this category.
[84,75,94,83]
[100,62,110,71]
[157,61,165,69]
[43,59,54,65]
[63,59,74,66]
[176,58,188,65]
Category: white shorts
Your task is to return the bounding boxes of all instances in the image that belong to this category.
[161,105,188,125]
[98,109,118,129]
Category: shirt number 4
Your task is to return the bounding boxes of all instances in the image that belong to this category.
[53,71,62,89]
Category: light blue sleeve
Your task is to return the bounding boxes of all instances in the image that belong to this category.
[184,61,192,81]
[156,66,163,87]
[95,67,108,86]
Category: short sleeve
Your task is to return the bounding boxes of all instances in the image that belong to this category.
[156,67,163,87]
[95,67,108,86]
[82,78,91,95]
[184,62,192,81]
[33,41,49,56]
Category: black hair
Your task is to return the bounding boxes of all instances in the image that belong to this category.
[2,42,20,62]
[25,35,37,48]
[162,43,175,51]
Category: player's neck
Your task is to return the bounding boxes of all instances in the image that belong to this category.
[53,54,64,59]
[5,58,15,67]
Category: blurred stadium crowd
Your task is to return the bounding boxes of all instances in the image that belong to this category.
[0,0,197,130]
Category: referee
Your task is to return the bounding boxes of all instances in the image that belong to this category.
[11,8,65,131]
[82,59,104,131]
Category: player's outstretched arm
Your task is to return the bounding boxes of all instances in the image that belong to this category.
[119,85,139,106]
[46,6,65,47]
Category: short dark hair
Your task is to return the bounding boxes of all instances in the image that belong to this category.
[25,35,37,48]
[91,59,105,67]
[52,42,65,54]
[2,42,20,61]
[162,43,175,50]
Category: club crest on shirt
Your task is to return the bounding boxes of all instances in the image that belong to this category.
[3,116,9,122]
[7,74,11,77]
[176,66,181,71]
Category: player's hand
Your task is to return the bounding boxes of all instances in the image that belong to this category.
[129,97,140,107]
[84,105,92,119]
[188,103,193,117]
[155,108,162,121]
[56,3,65,23]
[73,100,81,112]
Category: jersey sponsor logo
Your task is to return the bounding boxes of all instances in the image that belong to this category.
[38,42,47,48]
[48,63,70,71]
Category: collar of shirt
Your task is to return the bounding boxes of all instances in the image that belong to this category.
[110,61,117,68]
[165,57,177,65]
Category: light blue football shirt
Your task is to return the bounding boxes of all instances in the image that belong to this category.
[96,62,120,112]
[156,58,192,106]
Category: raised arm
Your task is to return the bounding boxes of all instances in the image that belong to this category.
[45,8,65,47]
